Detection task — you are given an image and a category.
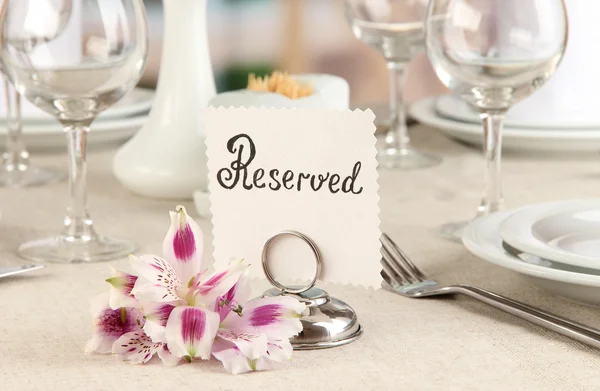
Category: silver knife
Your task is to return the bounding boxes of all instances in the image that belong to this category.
[0,264,44,279]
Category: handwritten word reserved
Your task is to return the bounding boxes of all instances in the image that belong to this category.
[216,134,364,194]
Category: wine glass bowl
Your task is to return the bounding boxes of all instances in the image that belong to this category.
[4,1,146,124]
[346,0,441,170]
[426,0,568,239]
[0,0,149,263]
[427,1,568,112]
[0,0,74,188]
[347,2,426,63]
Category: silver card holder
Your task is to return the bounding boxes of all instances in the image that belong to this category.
[261,230,363,350]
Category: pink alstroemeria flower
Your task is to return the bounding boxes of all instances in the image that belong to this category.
[85,293,143,355]
[86,291,179,365]
[86,205,306,373]
[212,274,306,374]
[131,205,246,362]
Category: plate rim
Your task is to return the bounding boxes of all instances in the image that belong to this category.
[0,114,148,136]
[435,94,600,130]
[0,87,154,124]
[499,200,600,269]
[462,209,600,287]
[411,97,600,139]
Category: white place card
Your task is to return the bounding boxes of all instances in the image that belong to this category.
[205,108,381,287]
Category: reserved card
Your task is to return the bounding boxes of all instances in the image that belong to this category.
[205,108,381,287]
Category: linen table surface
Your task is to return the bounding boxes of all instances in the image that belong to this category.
[1,125,600,391]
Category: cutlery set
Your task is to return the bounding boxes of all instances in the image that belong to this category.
[381,233,600,349]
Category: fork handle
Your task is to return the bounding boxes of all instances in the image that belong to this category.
[453,284,600,349]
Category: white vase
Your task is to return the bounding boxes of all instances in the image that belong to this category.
[113,0,216,199]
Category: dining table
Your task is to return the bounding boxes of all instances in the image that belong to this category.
[1,123,600,390]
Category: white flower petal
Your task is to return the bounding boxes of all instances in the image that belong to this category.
[224,296,306,340]
[130,255,184,304]
[216,330,268,360]
[162,205,204,283]
[106,267,139,310]
[211,338,288,374]
[86,300,144,355]
[254,356,283,372]
[143,319,167,344]
[89,293,110,318]
[84,333,115,355]
[141,302,176,343]
[112,331,162,364]
[264,338,293,363]
[165,306,220,360]
[193,259,247,311]
[212,339,255,375]
[157,344,181,367]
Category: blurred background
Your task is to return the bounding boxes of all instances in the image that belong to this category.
[141,0,447,107]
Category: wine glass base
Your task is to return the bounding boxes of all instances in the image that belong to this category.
[0,166,64,188]
[377,147,441,170]
[439,221,469,243]
[18,235,136,264]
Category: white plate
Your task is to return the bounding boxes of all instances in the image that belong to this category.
[463,210,600,306]
[0,88,154,123]
[436,95,600,129]
[0,115,147,150]
[500,200,600,270]
[410,98,600,153]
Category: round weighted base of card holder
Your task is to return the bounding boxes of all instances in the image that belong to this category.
[261,231,363,350]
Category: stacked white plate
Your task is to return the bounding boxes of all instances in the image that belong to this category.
[0,88,153,150]
[409,96,600,153]
[463,200,600,306]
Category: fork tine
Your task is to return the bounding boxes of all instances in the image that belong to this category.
[380,237,421,283]
[380,253,409,285]
[381,245,414,284]
[380,269,402,291]
[381,233,427,281]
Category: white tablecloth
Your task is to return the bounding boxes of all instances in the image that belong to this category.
[2,125,600,390]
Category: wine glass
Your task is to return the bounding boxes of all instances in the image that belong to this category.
[426,0,568,239]
[346,0,441,170]
[0,0,149,263]
[0,0,72,188]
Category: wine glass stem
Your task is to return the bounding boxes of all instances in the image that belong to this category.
[479,112,505,216]
[63,124,96,240]
[2,79,30,172]
[386,62,409,152]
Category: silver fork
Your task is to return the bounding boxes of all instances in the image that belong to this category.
[380,233,600,349]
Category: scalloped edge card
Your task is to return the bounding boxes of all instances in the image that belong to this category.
[205,107,381,288]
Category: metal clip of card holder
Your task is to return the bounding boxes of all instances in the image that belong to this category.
[261,230,363,350]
